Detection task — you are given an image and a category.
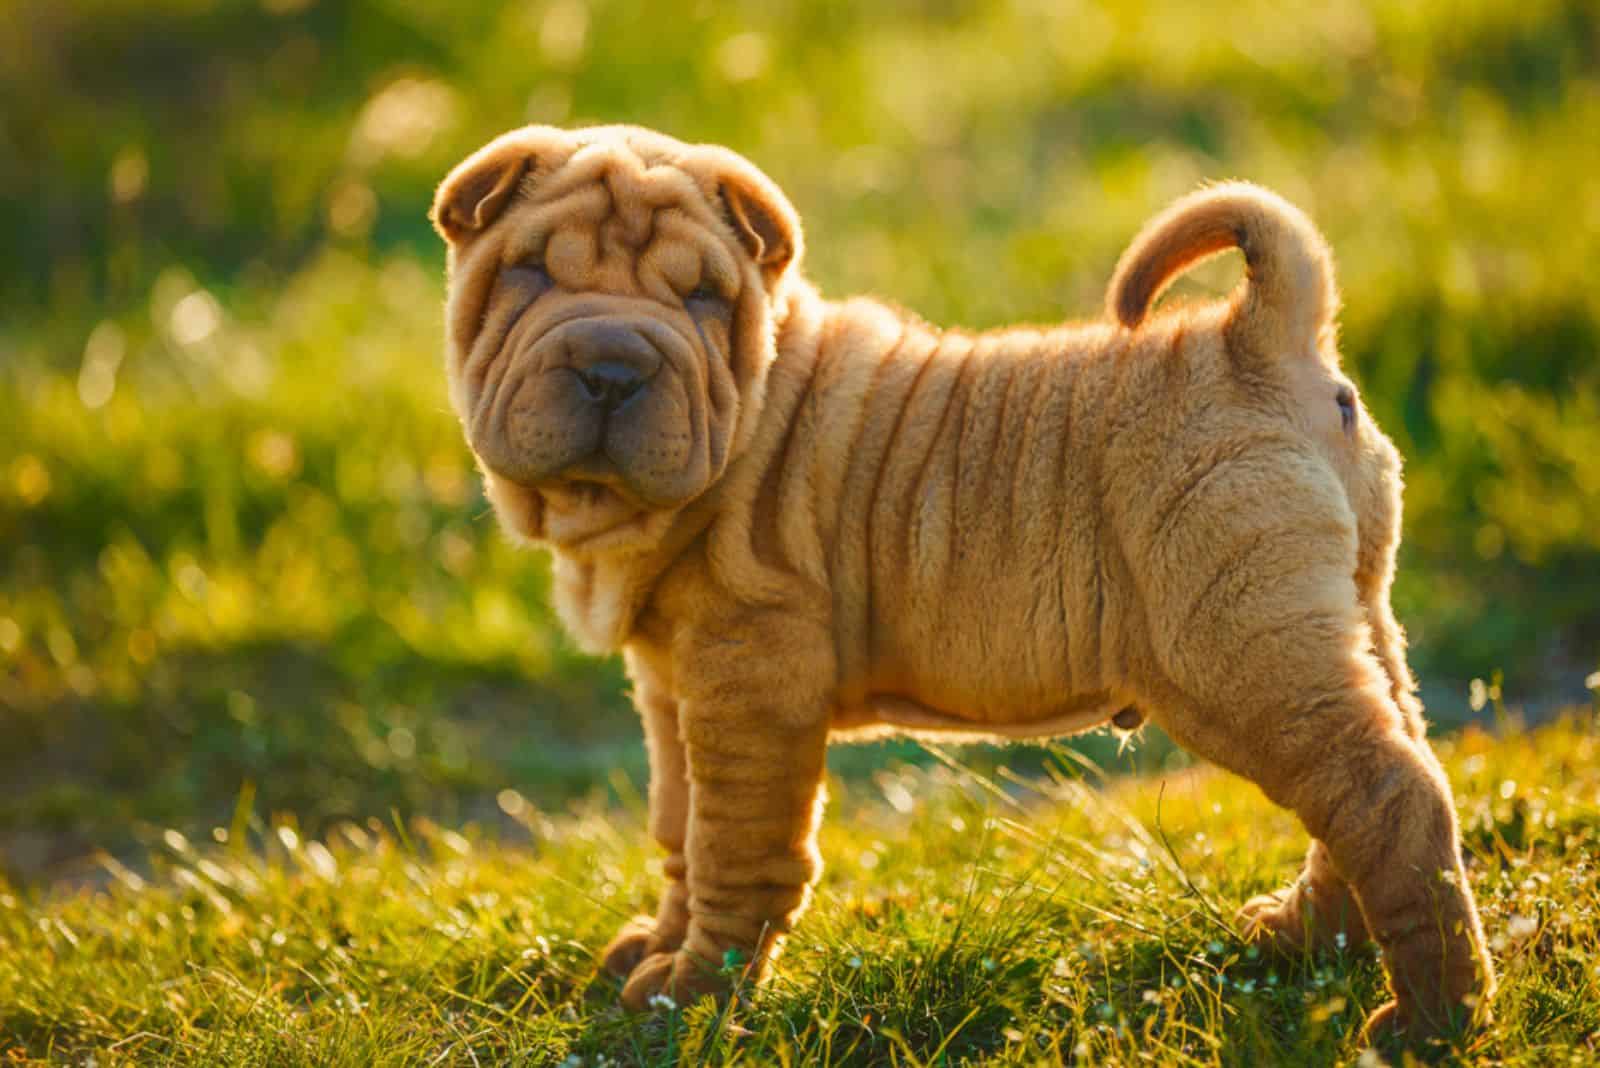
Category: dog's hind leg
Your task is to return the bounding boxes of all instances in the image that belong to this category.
[1238,539,1442,960]
[1146,551,1494,1046]
[1237,838,1369,956]
[1238,592,1406,958]
[1239,427,1450,961]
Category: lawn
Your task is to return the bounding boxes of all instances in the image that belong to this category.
[4,714,1598,1065]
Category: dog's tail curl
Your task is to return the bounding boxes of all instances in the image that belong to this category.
[1107,181,1337,365]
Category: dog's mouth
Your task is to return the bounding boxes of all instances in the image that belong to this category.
[531,473,650,548]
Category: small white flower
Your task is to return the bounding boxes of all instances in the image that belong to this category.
[1334,931,1348,950]
[647,993,678,1012]
[847,956,863,969]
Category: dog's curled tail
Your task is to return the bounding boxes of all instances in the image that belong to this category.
[1107,181,1338,363]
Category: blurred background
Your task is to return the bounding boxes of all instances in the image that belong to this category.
[2,0,1597,884]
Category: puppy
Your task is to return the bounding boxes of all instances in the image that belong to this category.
[431,125,1494,1044]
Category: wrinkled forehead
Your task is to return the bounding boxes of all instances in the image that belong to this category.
[497,135,744,302]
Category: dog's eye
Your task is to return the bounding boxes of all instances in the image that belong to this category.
[1335,385,1356,433]
[686,283,727,308]
[504,261,554,295]
[517,261,553,285]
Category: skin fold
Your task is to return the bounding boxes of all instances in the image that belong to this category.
[430,125,1495,1046]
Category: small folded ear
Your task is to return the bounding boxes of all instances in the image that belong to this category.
[719,170,802,277]
[431,140,532,243]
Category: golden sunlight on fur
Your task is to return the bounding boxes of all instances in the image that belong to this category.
[431,125,1495,1046]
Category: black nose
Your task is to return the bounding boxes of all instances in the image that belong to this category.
[565,321,662,410]
[575,360,648,408]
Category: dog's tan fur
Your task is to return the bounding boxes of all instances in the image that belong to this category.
[431,125,1495,1044]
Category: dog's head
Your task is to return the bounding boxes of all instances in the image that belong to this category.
[432,125,802,554]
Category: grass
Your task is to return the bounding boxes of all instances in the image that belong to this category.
[4,712,1598,1066]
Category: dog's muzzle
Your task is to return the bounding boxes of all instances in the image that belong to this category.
[470,315,687,499]
[561,320,663,413]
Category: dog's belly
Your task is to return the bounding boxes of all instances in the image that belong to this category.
[851,565,1123,735]
[843,691,1121,740]
[837,466,1129,736]
[808,311,1152,739]
[841,339,1125,732]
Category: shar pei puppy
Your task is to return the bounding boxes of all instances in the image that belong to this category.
[431,125,1494,1045]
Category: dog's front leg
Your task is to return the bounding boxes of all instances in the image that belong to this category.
[619,619,833,1010]
[601,649,691,979]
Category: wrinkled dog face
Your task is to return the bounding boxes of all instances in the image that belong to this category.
[432,126,801,553]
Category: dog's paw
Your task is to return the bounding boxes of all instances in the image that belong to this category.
[600,915,659,978]
[1237,889,1366,957]
[1359,998,1481,1059]
[1358,999,1405,1045]
[601,905,690,979]
[1238,891,1316,955]
[1359,1001,1443,1057]
[619,949,731,1012]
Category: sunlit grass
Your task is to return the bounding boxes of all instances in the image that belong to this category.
[3,713,1597,1065]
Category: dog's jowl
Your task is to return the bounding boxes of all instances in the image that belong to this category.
[432,125,1495,1044]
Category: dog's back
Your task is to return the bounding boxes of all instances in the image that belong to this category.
[723,184,1400,740]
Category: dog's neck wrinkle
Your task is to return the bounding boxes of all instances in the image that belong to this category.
[662,291,945,682]
[697,284,833,605]
[549,492,724,652]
